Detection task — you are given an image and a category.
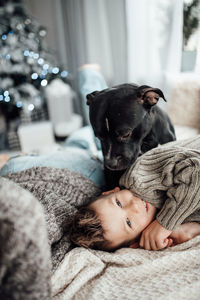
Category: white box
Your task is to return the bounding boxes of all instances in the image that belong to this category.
[18,121,57,154]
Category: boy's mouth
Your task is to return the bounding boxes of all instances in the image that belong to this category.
[143,201,148,211]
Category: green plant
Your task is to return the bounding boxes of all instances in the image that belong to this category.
[183,0,200,48]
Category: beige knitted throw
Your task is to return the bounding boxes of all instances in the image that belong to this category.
[52,235,200,299]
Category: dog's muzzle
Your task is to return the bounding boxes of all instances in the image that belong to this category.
[104,155,130,171]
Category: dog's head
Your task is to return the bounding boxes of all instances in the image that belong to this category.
[87,84,166,171]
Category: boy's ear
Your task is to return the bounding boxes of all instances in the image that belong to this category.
[129,241,140,249]
[102,187,120,195]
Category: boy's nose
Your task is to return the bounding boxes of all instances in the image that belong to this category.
[126,201,140,213]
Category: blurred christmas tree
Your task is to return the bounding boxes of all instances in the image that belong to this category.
[0,0,68,150]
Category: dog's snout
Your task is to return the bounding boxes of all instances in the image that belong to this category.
[106,160,118,170]
[105,155,123,170]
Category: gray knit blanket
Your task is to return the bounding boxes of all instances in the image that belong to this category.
[0,167,100,299]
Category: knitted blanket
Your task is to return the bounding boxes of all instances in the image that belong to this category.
[52,236,200,300]
[3,167,101,272]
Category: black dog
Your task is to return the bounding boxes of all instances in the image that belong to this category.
[87,84,176,188]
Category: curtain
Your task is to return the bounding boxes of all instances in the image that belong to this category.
[126,0,183,106]
[54,0,127,87]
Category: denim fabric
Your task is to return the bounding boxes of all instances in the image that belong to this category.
[0,148,105,188]
[64,126,103,161]
[0,68,107,188]
[78,67,107,125]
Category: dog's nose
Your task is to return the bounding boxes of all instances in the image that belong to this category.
[105,155,122,170]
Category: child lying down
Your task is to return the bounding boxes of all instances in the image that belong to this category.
[1,136,200,300]
[68,135,200,251]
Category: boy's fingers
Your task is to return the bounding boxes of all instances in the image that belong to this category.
[139,235,144,248]
[163,238,170,248]
[139,241,143,248]
[144,238,151,250]
[167,238,174,247]
[152,239,168,250]
[150,240,158,251]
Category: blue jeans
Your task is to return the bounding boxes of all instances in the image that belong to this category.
[0,68,108,188]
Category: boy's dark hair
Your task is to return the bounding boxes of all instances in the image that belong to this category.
[67,206,110,250]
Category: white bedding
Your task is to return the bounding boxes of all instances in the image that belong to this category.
[175,125,199,140]
[52,235,200,300]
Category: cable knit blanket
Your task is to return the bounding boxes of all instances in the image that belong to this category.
[52,236,200,300]
[2,167,101,273]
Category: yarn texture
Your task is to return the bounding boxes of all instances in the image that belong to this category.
[120,135,200,230]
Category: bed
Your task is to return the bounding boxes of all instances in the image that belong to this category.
[52,236,200,299]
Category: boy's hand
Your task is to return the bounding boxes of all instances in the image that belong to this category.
[139,220,172,250]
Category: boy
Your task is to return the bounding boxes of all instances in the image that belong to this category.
[68,135,200,251]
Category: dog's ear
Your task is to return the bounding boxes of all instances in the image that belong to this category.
[86,91,100,105]
[137,86,166,109]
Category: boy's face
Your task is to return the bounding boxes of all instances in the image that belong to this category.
[90,189,157,249]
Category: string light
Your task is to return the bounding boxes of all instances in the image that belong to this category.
[4,91,9,97]
[31,73,38,80]
[42,70,47,76]
[24,50,29,56]
[25,18,31,25]
[4,96,10,102]
[16,101,22,108]
[38,58,44,65]
[2,34,7,40]
[43,63,49,70]
[52,67,59,74]
[61,70,68,78]
[16,24,23,30]
[41,79,48,86]
[33,53,39,59]
[28,103,34,111]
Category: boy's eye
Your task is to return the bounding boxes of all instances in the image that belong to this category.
[126,218,131,228]
[116,199,122,208]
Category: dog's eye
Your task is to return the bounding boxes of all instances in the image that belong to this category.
[116,129,132,139]
[122,132,131,139]
[120,132,132,141]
